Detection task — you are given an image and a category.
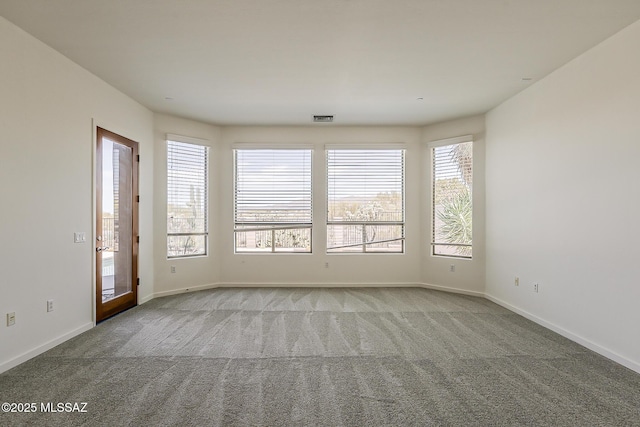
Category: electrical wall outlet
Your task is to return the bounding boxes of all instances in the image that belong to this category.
[533,283,539,293]
[7,312,15,326]
[515,277,519,286]
[449,264,455,272]
[325,262,329,268]
[47,299,54,312]
[171,266,176,274]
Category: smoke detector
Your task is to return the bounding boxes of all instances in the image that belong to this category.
[313,115,334,123]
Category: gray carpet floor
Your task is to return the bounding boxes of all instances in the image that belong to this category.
[1,287,639,426]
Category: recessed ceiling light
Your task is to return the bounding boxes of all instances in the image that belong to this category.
[521,77,533,82]
[417,97,424,101]
[164,97,174,101]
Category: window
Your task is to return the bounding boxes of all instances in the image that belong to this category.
[327,148,405,253]
[167,137,209,258]
[431,136,473,258]
[234,148,312,253]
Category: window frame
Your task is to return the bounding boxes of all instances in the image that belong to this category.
[166,134,210,259]
[233,145,313,254]
[326,145,406,254]
[429,135,473,259]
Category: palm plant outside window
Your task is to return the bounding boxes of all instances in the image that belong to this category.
[432,139,473,258]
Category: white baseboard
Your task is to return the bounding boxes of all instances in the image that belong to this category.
[419,282,485,298]
[0,322,94,375]
[142,281,484,299]
[139,282,221,303]
[217,282,423,288]
[485,293,640,375]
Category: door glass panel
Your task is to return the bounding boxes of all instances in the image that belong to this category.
[101,138,132,303]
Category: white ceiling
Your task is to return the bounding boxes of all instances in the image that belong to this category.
[2,0,640,126]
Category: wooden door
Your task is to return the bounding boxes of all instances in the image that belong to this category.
[96,127,138,322]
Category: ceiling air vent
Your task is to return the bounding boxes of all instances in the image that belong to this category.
[313,115,334,123]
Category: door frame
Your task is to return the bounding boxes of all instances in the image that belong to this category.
[95,126,139,322]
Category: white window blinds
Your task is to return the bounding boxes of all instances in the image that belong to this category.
[167,139,209,258]
[432,139,472,258]
[234,148,312,253]
[327,148,405,253]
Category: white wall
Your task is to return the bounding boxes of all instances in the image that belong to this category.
[150,114,221,300]
[218,126,423,286]
[421,115,486,295]
[0,17,154,373]
[485,20,640,372]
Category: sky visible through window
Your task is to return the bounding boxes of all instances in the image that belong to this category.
[101,138,115,214]
[235,149,312,223]
[327,149,404,222]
